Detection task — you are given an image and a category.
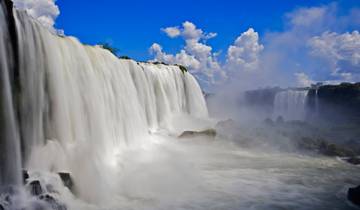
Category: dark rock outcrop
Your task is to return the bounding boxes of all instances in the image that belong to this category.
[23,170,29,184]
[344,157,360,165]
[179,129,217,138]
[348,185,360,206]
[26,178,68,210]
[296,137,356,157]
[29,180,43,196]
[307,83,360,123]
[39,194,67,210]
[58,172,73,191]
[318,142,355,157]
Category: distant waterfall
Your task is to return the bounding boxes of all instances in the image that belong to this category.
[0,0,208,201]
[273,90,308,121]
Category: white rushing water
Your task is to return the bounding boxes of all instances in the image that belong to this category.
[0,0,22,186]
[0,2,360,210]
[273,90,309,121]
[12,7,209,205]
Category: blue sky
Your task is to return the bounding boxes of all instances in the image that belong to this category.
[54,0,357,61]
[13,0,360,90]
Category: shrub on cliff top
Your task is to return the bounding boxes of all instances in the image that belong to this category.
[119,55,131,60]
[176,64,188,74]
[153,61,168,65]
[99,43,118,56]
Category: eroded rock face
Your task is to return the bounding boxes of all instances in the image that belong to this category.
[348,185,360,206]
[308,83,360,123]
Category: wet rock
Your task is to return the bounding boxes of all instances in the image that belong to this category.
[296,137,320,151]
[179,129,217,138]
[319,143,355,157]
[295,137,356,158]
[39,194,67,210]
[23,170,29,184]
[348,185,360,206]
[345,157,360,165]
[58,172,73,191]
[29,180,43,196]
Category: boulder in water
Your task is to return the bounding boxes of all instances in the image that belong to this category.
[179,129,216,138]
[23,170,29,184]
[345,157,360,165]
[29,180,43,196]
[295,137,356,158]
[348,185,360,206]
[319,143,355,157]
[39,194,67,210]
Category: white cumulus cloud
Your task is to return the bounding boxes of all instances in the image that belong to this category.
[149,21,264,88]
[161,26,181,38]
[150,21,226,87]
[308,30,360,80]
[12,0,60,31]
[226,28,264,72]
[150,43,201,70]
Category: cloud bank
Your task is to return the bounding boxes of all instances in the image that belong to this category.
[12,0,60,32]
[150,22,263,89]
[150,3,360,90]
[308,31,360,80]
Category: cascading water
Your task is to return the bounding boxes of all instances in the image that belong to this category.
[1,0,208,204]
[0,0,22,186]
[1,1,360,210]
[273,90,309,121]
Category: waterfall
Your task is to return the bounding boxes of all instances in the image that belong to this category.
[315,88,320,118]
[273,90,308,121]
[0,0,22,186]
[0,1,208,202]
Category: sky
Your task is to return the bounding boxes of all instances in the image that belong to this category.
[12,0,360,91]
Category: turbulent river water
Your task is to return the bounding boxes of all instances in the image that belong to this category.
[0,0,359,209]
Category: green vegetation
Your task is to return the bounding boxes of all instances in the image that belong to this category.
[118,55,131,60]
[99,43,118,56]
[176,64,188,74]
[98,43,133,60]
[152,61,168,65]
